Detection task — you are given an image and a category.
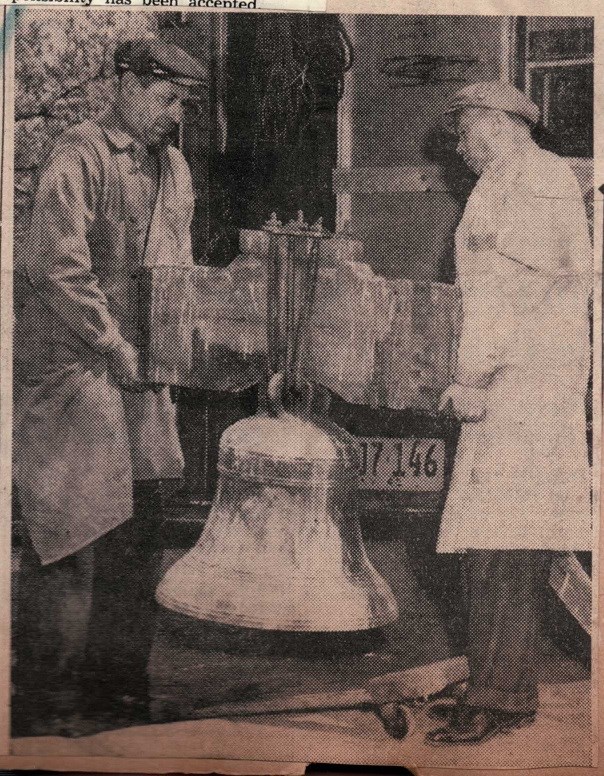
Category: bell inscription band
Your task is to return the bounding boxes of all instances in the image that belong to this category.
[156,214,398,631]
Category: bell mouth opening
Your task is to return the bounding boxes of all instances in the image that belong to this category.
[157,545,399,632]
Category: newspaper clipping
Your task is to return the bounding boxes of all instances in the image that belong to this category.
[0,0,600,773]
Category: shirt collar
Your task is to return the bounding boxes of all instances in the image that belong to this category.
[98,106,147,157]
[480,138,536,181]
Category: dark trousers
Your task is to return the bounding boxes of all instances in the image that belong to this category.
[13,482,163,724]
[463,549,553,715]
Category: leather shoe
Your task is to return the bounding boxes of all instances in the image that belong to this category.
[426,704,535,745]
[426,699,457,721]
[425,680,467,721]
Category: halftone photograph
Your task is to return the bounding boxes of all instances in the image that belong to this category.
[7,6,597,770]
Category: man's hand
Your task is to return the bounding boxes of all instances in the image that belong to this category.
[438,383,487,422]
[107,341,164,393]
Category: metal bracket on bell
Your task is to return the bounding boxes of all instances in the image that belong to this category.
[267,371,315,417]
[266,372,285,416]
[262,211,332,238]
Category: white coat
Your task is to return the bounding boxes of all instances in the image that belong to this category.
[437,144,592,552]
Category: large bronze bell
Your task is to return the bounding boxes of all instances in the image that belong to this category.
[156,213,398,631]
[157,374,398,630]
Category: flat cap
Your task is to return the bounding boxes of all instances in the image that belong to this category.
[444,80,540,126]
[115,40,208,88]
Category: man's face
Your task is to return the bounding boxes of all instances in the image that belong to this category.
[117,74,191,147]
[454,108,497,175]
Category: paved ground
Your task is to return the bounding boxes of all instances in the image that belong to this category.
[12,666,591,768]
[10,538,593,768]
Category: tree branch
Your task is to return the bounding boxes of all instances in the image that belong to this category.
[16,66,107,123]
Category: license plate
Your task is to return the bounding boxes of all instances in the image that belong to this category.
[355,437,445,491]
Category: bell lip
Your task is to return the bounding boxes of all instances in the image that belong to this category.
[156,400,398,632]
[156,550,399,632]
[156,588,399,632]
[158,609,399,632]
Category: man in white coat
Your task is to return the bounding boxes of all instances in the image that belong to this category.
[427,81,592,745]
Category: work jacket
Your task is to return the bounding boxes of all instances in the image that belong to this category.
[437,144,592,552]
[14,108,195,564]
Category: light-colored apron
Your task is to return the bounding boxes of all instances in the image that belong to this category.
[15,143,187,564]
[437,152,592,553]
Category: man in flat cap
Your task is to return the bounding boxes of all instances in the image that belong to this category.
[428,80,592,744]
[13,39,207,736]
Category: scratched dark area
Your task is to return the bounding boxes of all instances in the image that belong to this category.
[9,9,596,770]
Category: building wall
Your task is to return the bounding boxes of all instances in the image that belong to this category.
[336,15,509,282]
